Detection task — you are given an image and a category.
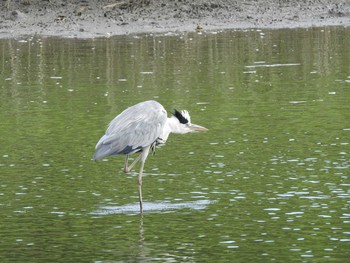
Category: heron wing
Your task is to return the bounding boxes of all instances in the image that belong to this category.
[93,100,167,160]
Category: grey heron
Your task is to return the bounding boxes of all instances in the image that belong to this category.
[93,100,207,212]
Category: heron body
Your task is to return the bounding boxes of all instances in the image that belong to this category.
[93,100,207,212]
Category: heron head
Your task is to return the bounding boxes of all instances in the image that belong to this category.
[173,109,208,133]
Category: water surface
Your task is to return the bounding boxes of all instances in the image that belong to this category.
[0,27,350,262]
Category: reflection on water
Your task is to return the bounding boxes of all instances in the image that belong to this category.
[92,200,216,215]
[0,27,350,262]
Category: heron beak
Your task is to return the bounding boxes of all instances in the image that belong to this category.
[189,123,208,132]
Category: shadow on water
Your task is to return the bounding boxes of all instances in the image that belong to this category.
[91,199,216,215]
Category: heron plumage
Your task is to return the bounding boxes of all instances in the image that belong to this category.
[93,100,167,160]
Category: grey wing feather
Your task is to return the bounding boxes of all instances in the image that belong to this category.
[93,100,167,160]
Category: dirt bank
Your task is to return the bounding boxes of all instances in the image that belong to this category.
[1,0,350,38]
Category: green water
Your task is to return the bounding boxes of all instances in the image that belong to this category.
[0,27,349,262]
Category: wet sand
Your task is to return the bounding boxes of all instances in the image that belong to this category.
[0,0,349,38]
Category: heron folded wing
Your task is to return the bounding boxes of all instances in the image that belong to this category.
[93,100,168,160]
[93,143,112,160]
[93,132,145,160]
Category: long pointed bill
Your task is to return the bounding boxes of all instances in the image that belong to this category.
[189,123,208,132]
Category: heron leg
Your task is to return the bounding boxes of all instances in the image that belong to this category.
[124,154,141,173]
[124,155,129,173]
[138,160,145,213]
[137,146,151,213]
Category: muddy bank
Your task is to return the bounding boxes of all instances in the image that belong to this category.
[1,0,350,38]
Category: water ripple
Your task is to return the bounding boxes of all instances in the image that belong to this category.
[91,200,216,215]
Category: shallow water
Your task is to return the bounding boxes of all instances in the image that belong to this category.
[0,27,350,262]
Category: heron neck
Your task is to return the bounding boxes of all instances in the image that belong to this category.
[160,116,185,141]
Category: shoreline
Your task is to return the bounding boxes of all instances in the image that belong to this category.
[0,0,349,39]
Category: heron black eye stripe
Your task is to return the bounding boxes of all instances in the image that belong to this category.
[173,109,189,124]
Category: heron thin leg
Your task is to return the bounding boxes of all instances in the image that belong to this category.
[137,146,151,213]
[124,155,129,173]
[124,154,141,173]
[138,160,145,213]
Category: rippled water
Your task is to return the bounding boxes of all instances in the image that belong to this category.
[0,27,350,262]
